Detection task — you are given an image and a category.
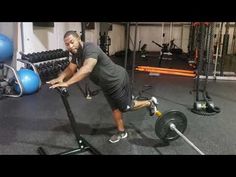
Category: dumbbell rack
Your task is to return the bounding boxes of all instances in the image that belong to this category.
[20,49,70,84]
[20,49,99,100]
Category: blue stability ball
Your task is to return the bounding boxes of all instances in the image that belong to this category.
[15,69,41,95]
[0,33,14,62]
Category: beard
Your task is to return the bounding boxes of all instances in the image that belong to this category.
[70,43,83,55]
[70,48,77,54]
[71,45,83,63]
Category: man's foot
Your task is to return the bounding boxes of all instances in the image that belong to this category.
[109,131,128,143]
[148,97,159,116]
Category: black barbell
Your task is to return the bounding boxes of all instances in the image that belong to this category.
[154,109,205,155]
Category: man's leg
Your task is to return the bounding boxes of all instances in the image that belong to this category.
[131,97,159,116]
[109,109,128,143]
[132,100,151,110]
[112,108,125,132]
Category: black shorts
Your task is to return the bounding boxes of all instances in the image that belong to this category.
[104,74,133,112]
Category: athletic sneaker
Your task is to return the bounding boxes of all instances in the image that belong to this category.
[148,97,159,116]
[109,131,128,143]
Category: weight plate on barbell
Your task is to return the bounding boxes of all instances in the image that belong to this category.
[155,110,187,142]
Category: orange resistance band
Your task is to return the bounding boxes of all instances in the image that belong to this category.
[137,66,195,74]
[136,68,196,77]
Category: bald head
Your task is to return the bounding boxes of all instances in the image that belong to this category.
[64,31,80,40]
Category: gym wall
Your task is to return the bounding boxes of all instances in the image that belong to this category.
[129,22,190,53]
[2,22,236,71]
[108,24,125,55]
[85,22,125,56]
[84,22,100,45]
[16,22,81,70]
[20,22,125,57]
[20,22,82,53]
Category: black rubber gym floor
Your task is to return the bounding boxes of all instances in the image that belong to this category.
[0,55,236,155]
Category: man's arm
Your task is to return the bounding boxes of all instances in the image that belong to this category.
[46,62,77,85]
[65,58,97,86]
[58,62,78,81]
[49,58,97,88]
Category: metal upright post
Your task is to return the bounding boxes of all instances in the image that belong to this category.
[231,22,236,54]
[161,22,165,44]
[81,22,92,99]
[81,22,86,42]
[124,22,130,69]
[131,22,138,85]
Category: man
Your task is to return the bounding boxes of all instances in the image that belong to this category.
[47,30,158,143]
